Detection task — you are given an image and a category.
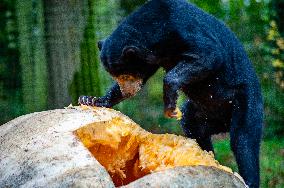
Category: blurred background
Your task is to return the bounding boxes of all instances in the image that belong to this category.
[0,0,283,187]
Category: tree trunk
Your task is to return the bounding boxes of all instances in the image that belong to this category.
[43,0,87,109]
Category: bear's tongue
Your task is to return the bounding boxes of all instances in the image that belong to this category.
[115,75,143,98]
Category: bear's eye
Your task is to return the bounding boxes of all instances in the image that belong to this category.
[121,46,142,64]
[122,54,141,64]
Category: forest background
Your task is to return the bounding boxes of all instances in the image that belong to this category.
[0,0,283,187]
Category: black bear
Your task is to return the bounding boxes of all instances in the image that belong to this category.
[79,0,263,187]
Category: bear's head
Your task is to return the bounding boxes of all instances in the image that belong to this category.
[98,26,158,97]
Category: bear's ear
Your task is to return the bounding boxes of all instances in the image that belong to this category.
[122,46,141,59]
[98,40,104,51]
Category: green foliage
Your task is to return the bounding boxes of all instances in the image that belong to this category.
[189,0,225,19]
[0,0,24,124]
[15,0,48,113]
[0,0,282,137]
[260,138,284,188]
[0,0,283,187]
[263,21,284,86]
[214,138,238,172]
[120,0,147,14]
[214,137,284,188]
[259,0,284,137]
[70,0,101,103]
[270,0,284,34]
[93,0,120,93]
[261,76,284,138]
[70,0,120,104]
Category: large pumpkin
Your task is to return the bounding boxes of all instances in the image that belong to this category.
[0,106,246,188]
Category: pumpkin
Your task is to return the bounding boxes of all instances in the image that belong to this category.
[0,106,246,188]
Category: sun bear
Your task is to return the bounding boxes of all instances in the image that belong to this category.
[79,1,263,187]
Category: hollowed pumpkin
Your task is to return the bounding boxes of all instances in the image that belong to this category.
[75,112,232,186]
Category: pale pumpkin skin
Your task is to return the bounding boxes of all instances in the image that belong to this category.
[0,108,115,188]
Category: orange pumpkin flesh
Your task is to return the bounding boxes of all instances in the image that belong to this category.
[75,115,232,187]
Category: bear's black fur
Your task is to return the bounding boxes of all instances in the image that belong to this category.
[79,1,263,187]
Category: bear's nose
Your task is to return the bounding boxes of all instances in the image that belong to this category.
[114,75,143,98]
